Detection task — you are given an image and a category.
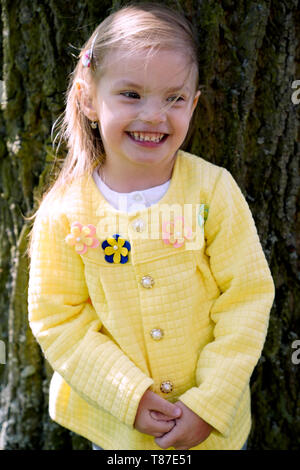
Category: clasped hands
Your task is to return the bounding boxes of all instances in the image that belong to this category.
[134,390,212,450]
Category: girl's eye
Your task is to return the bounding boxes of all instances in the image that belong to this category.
[121,91,140,99]
[167,95,185,103]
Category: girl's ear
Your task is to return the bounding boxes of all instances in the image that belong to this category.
[76,80,98,121]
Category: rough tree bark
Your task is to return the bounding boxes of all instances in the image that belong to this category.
[0,0,299,450]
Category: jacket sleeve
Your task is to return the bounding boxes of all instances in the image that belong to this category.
[178,168,275,437]
[28,211,153,428]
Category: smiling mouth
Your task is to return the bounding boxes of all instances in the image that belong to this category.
[126,131,168,143]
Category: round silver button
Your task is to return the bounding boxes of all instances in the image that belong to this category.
[141,275,155,289]
[132,218,146,232]
[150,328,164,341]
[160,381,173,394]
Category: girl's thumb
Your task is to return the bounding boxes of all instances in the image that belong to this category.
[173,406,182,418]
[160,402,182,418]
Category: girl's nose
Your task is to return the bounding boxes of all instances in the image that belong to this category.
[138,101,167,124]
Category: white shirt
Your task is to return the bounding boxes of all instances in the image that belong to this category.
[92,166,171,214]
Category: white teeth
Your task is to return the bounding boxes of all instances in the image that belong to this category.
[129,132,165,143]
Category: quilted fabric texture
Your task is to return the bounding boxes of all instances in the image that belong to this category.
[28,151,275,450]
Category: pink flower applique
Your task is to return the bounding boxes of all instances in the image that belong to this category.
[65,222,99,254]
[162,216,194,248]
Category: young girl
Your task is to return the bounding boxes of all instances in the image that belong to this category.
[28,2,275,450]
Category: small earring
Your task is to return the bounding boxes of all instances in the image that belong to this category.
[90,121,98,129]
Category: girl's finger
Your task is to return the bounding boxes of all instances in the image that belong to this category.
[155,422,180,449]
[151,418,176,436]
[155,433,176,450]
[150,411,175,421]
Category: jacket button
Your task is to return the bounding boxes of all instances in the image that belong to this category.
[133,193,143,202]
[141,275,155,288]
[132,218,146,232]
[160,381,173,394]
[150,328,164,340]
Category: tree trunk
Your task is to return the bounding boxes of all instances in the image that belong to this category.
[0,0,299,450]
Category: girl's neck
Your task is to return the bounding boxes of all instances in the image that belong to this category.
[99,155,176,193]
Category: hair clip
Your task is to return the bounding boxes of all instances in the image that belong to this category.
[82,33,98,68]
[82,49,92,68]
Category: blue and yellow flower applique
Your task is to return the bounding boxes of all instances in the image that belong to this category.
[102,234,131,264]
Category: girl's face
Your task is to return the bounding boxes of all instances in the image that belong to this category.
[89,47,200,175]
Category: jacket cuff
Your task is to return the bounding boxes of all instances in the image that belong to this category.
[123,376,154,428]
[178,387,233,437]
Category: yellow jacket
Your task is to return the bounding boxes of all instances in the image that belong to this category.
[28,151,275,450]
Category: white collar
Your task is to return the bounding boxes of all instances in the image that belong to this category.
[92,166,171,213]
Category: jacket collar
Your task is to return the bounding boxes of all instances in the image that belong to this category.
[87,150,185,221]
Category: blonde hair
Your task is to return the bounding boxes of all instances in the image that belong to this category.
[28,2,200,254]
